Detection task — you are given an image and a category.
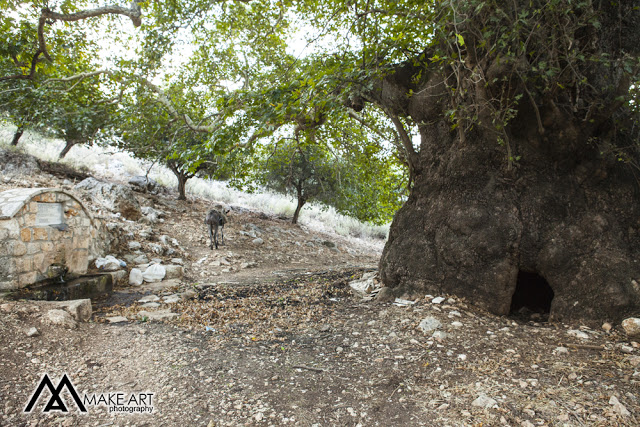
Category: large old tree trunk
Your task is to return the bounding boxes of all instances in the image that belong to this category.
[372,1,640,323]
[380,109,640,323]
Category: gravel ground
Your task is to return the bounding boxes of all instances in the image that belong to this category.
[1,153,639,426]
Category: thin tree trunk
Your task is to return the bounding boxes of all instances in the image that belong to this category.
[11,126,24,146]
[167,160,193,201]
[292,192,305,224]
[177,174,187,200]
[59,140,76,158]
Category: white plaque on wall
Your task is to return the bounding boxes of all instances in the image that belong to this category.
[36,203,64,225]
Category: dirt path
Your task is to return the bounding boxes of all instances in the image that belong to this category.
[0,161,639,426]
[3,266,640,426]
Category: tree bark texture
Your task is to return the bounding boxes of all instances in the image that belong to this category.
[176,174,188,201]
[11,126,24,146]
[374,2,640,323]
[58,140,77,158]
[292,199,305,224]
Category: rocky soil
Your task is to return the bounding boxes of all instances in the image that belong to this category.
[1,149,639,426]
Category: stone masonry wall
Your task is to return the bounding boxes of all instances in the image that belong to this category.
[0,189,96,290]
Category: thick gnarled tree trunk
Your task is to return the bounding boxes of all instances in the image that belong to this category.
[370,1,640,323]
[379,113,640,323]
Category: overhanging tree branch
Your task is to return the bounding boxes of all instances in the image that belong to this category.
[2,2,143,81]
[39,68,232,138]
[385,109,419,173]
[38,2,143,59]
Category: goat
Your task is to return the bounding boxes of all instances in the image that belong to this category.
[205,207,229,249]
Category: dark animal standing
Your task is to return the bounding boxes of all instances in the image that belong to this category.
[205,208,228,249]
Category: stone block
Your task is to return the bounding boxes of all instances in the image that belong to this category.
[37,193,56,203]
[15,257,33,273]
[43,309,77,329]
[0,241,9,257]
[24,213,36,226]
[52,249,65,265]
[65,207,80,217]
[108,269,127,285]
[11,240,27,256]
[0,257,15,278]
[4,220,19,239]
[67,249,89,274]
[54,299,92,322]
[26,242,41,255]
[33,227,48,240]
[32,254,46,273]
[41,241,54,252]
[72,234,90,250]
[164,264,184,280]
[0,280,17,291]
[18,271,37,287]
[20,228,31,242]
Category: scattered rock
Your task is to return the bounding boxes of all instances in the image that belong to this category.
[163,294,180,304]
[431,296,445,304]
[105,316,128,323]
[393,298,416,306]
[349,272,376,295]
[148,243,164,254]
[418,317,442,334]
[137,310,179,321]
[432,331,448,340]
[128,241,142,250]
[620,345,634,354]
[129,175,159,193]
[472,394,497,408]
[141,302,161,309]
[567,329,590,340]
[142,264,166,283]
[553,346,569,355]
[621,318,640,337]
[180,290,197,301]
[164,264,184,280]
[75,177,141,220]
[133,254,149,264]
[43,309,77,329]
[139,295,160,303]
[56,299,92,322]
[26,327,39,337]
[252,238,264,245]
[602,322,612,332]
[240,262,258,269]
[609,396,630,417]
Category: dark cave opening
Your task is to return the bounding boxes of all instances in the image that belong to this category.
[509,271,554,320]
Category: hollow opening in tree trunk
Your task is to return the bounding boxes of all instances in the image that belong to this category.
[509,271,554,321]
